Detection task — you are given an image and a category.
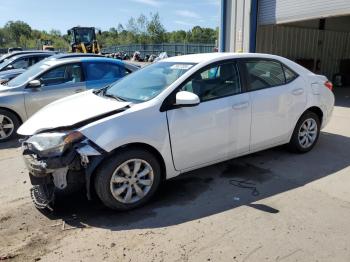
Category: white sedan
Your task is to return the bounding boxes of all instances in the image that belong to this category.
[18,53,334,210]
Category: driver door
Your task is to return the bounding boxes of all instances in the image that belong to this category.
[24,63,86,117]
[166,61,251,171]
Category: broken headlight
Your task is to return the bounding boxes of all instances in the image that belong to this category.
[25,131,84,157]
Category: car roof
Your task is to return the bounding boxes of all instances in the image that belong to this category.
[41,56,125,67]
[9,52,54,60]
[8,50,51,55]
[163,52,285,64]
[48,53,105,60]
[0,50,54,62]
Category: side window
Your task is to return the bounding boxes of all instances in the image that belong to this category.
[33,56,47,64]
[125,68,132,75]
[85,62,124,81]
[283,65,298,83]
[243,60,285,91]
[38,63,83,87]
[181,62,241,102]
[12,58,30,69]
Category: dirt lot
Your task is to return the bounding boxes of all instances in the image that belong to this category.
[1,89,350,262]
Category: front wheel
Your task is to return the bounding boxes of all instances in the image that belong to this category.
[0,109,20,142]
[94,148,162,210]
[288,111,320,153]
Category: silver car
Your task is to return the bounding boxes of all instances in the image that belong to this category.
[0,52,54,71]
[0,57,139,141]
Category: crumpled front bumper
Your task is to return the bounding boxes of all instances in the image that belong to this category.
[22,147,79,178]
[22,141,103,197]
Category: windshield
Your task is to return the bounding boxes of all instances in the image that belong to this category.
[104,62,195,103]
[74,28,94,43]
[0,56,16,70]
[0,54,8,62]
[6,60,49,87]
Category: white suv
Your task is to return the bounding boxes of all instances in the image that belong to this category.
[18,53,334,210]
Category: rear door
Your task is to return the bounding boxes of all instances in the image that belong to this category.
[240,58,307,151]
[83,61,128,89]
[24,63,86,117]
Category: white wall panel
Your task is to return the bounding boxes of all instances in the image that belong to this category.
[259,0,350,25]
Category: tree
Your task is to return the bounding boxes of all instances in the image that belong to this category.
[4,21,32,46]
[147,13,166,43]
[0,29,6,47]
[137,14,149,44]
[117,23,124,33]
[49,29,61,37]
[0,15,218,52]
[168,30,187,43]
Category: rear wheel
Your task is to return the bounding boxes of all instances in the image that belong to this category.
[94,148,162,210]
[288,111,320,153]
[0,109,20,142]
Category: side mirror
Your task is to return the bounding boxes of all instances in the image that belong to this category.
[28,80,41,88]
[5,65,13,70]
[176,91,200,107]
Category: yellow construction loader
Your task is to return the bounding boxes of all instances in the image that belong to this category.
[67,27,101,54]
[41,39,54,51]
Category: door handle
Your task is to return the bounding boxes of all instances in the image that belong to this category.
[292,88,304,95]
[75,88,84,93]
[232,101,249,110]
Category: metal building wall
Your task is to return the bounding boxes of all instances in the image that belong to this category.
[258,0,350,25]
[256,25,350,78]
[220,0,253,52]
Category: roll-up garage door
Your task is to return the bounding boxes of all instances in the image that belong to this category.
[258,0,350,25]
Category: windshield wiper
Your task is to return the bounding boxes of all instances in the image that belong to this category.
[103,93,126,102]
[93,84,127,102]
[93,84,110,95]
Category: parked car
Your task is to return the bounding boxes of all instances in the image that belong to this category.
[0,68,26,85]
[0,53,106,85]
[0,50,54,64]
[0,57,139,141]
[0,52,55,72]
[7,47,23,53]
[18,53,334,211]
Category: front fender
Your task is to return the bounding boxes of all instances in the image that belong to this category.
[78,105,179,180]
[0,92,27,122]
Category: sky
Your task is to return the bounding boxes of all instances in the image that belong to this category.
[0,0,221,33]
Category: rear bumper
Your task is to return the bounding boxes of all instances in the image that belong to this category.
[321,105,333,129]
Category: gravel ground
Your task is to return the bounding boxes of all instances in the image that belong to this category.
[0,88,350,262]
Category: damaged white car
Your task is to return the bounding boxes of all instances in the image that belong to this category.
[18,53,334,210]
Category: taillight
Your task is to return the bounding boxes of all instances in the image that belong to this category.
[324,81,333,91]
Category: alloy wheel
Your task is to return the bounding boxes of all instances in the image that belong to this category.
[298,118,317,149]
[0,114,15,140]
[110,159,154,204]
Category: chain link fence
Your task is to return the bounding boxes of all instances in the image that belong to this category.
[101,43,216,56]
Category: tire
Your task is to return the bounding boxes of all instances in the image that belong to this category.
[288,111,320,153]
[94,148,162,210]
[0,109,20,142]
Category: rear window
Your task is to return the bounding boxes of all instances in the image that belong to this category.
[243,60,285,91]
[283,65,298,83]
[85,62,124,81]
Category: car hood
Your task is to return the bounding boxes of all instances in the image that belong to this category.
[0,68,25,78]
[17,90,132,136]
[0,84,23,93]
